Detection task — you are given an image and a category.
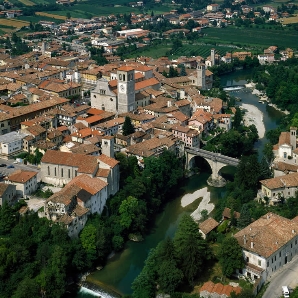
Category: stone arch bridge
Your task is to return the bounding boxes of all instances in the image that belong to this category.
[185,147,239,187]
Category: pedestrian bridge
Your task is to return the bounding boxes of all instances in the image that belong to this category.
[185,147,240,186]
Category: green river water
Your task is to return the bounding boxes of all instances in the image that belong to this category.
[76,69,284,297]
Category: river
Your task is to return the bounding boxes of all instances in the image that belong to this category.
[76,69,284,298]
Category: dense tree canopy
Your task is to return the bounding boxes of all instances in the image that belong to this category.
[132,215,210,296]
[219,236,245,277]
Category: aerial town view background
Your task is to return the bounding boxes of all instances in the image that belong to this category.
[0,0,298,297]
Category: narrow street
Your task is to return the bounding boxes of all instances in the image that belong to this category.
[263,255,298,298]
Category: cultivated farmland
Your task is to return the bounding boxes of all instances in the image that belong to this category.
[36,12,67,20]
[280,15,298,24]
[202,27,298,49]
[0,19,29,28]
[18,0,35,6]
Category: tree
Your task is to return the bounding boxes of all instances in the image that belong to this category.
[233,106,242,130]
[155,238,183,294]
[237,204,251,229]
[234,155,260,192]
[123,116,135,136]
[259,156,272,180]
[66,12,71,19]
[200,209,208,221]
[180,64,187,76]
[173,214,210,285]
[119,196,139,229]
[219,236,245,277]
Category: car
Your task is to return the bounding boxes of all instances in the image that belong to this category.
[0,163,6,167]
[13,161,18,164]
[7,165,14,169]
[282,286,290,298]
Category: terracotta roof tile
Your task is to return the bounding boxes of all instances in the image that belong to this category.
[234,212,298,258]
[199,218,219,234]
[8,170,37,183]
[41,150,98,174]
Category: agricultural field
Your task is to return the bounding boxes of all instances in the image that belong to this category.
[171,44,235,58]
[36,11,67,20]
[0,19,29,28]
[280,15,298,24]
[18,15,64,23]
[18,0,35,5]
[202,27,298,49]
[128,43,234,59]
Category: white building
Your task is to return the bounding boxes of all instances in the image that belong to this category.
[5,170,38,197]
[0,131,28,156]
[41,150,119,197]
[234,213,298,287]
[258,172,298,204]
[44,174,108,237]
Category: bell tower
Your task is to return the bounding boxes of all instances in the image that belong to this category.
[117,66,135,114]
[197,63,206,90]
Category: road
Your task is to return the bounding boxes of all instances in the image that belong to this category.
[186,147,239,166]
[0,157,41,182]
[263,255,298,298]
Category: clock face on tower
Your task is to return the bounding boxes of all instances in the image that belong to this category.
[119,84,126,93]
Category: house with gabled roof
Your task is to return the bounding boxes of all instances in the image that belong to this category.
[234,212,298,286]
[199,217,219,239]
[258,172,298,204]
[5,170,38,197]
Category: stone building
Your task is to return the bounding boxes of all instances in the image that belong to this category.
[234,212,298,286]
[40,150,119,197]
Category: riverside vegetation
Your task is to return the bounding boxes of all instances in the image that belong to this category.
[2,61,298,297]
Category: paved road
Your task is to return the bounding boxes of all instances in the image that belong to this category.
[0,158,41,182]
[263,255,298,298]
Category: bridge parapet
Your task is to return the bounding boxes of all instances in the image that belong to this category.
[185,147,240,187]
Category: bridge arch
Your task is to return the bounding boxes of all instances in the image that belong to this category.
[185,147,239,187]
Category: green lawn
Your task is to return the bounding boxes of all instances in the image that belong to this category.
[202,27,298,49]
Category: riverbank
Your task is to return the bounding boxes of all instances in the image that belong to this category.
[241,103,265,139]
[181,187,215,221]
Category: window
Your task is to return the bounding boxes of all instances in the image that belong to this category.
[272,258,273,264]
[68,169,70,178]
[119,74,122,80]
[258,260,261,266]
[279,252,281,257]
[54,167,57,176]
[48,166,50,175]
[267,261,269,267]
[75,170,77,177]
[123,74,126,81]
[61,168,63,177]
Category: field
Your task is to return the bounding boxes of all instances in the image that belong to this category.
[0,18,29,28]
[18,0,35,5]
[202,27,298,49]
[18,15,64,23]
[171,44,235,58]
[128,42,235,59]
[280,15,298,24]
[36,11,67,20]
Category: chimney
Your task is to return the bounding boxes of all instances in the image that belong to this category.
[292,229,295,234]
[251,241,254,249]
[243,235,246,245]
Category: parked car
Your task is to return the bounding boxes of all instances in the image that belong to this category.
[13,161,18,164]
[0,163,6,167]
[7,165,14,169]
[282,286,290,298]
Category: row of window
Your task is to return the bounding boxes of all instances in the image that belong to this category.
[47,166,77,178]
